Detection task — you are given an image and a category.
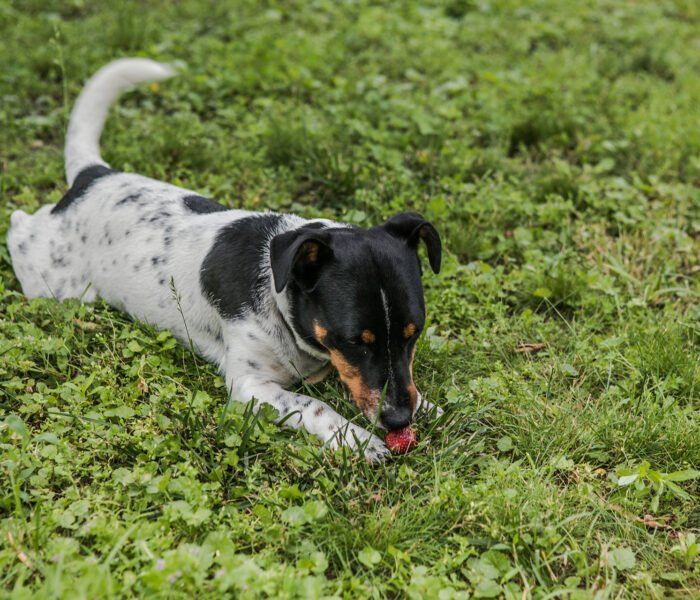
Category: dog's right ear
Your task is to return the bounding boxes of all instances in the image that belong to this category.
[270,228,333,293]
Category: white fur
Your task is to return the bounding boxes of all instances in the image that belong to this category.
[65,58,176,186]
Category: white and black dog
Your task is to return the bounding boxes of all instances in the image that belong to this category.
[8,59,442,462]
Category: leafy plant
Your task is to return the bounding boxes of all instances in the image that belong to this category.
[610,460,700,512]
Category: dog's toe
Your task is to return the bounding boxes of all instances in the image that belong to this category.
[325,422,389,463]
[363,435,390,464]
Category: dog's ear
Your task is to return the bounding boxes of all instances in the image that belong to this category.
[270,228,333,293]
[382,212,441,274]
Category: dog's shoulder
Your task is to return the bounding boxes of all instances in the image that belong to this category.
[200,213,307,319]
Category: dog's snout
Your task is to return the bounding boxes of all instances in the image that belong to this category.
[381,403,412,431]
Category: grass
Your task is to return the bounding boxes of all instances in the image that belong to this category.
[1,0,699,597]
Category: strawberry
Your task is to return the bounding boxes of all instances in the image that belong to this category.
[386,426,417,454]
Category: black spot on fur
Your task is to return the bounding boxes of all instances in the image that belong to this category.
[200,215,283,319]
[183,195,227,214]
[52,165,118,214]
[247,360,260,370]
[51,253,68,268]
[163,225,174,246]
[80,234,87,244]
[158,278,166,286]
[116,193,142,207]
[148,211,171,224]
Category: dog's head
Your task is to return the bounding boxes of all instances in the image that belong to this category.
[270,212,441,431]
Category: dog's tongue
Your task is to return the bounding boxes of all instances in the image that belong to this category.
[386,426,417,454]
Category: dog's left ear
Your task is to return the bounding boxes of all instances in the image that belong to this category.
[270,228,333,293]
[382,212,441,274]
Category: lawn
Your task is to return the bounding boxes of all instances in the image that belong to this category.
[1,0,699,597]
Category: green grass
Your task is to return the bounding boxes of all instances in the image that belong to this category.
[1,0,699,597]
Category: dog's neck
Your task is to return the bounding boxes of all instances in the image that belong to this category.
[272,284,328,364]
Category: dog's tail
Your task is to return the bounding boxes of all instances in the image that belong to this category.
[64,58,176,186]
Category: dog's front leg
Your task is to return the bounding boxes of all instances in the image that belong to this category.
[226,373,389,463]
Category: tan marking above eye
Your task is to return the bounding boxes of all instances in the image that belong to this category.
[361,329,376,344]
[313,321,327,344]
[302,240,319,264]
[403,323,417,339]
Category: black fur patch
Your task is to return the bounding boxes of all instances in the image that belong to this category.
[200,214,283,319]
[183,195,228,214]
[52,165,118,214]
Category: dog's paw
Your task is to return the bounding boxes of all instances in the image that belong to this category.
[360,433,390,464]
[326,422,389,464]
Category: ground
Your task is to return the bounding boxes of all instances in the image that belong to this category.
[1,0,699,598]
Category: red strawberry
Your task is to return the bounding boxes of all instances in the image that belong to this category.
[386,426,417,454]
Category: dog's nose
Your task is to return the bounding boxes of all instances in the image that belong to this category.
[381,404,412,430]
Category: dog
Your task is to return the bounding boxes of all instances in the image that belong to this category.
[7,58,442,462]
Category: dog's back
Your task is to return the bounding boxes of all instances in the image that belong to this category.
[6,59,251,365]
[8,59,177,301]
